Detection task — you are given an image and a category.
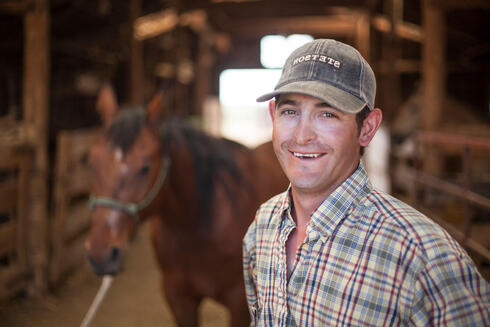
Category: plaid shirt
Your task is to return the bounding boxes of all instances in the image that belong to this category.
[243,164,489,326]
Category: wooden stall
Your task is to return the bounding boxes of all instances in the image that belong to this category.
[0,0,50,298]
[50,129,100,285]
[0,144,32,300]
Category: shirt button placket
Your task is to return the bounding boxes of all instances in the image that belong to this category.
[278,226,291,326]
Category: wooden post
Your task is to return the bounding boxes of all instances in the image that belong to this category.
[130,0,144,105]
[354,10,371,62]
[194,33,213,117]
[380,0,403,121]
[422,0,445,130]
[422,0,445,174]
[23,0,50,295]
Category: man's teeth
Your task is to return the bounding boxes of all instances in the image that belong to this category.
[293,152,322,158]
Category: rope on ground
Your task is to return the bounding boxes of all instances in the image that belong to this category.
[80,275,114,327]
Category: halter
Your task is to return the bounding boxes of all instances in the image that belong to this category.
[88,156,171,237]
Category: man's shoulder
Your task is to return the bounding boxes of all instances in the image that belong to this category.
[361,190,465,261]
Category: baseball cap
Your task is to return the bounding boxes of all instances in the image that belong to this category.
[256,39,376,114]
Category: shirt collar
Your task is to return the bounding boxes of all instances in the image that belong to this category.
[311,163,370,238]
[276,163,371,238]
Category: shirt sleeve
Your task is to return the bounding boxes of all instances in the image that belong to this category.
[243,217,258,326]
[409,251,490,326]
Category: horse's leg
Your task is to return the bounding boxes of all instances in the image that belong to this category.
[151,219,200,327]
[162,272,201,327]
[222,282,250,327]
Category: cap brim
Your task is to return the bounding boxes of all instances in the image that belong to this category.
[256,80,368,114]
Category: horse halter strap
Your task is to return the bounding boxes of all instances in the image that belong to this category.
[88,157,171,236]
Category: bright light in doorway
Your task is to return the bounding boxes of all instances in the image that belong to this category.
[260,34,314,68]
[219,69,281,147]
[215,34,313,147]
[220,69,281,108]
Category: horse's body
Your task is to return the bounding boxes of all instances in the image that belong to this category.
[85,87,288,326]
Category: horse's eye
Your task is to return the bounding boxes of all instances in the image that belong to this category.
[138,165,151,177]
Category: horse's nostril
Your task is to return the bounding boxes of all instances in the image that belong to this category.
[111,247,120,262]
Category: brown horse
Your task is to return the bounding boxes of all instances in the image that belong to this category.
[85,86,288,326]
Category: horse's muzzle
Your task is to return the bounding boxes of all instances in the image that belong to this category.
[86,247,125,276]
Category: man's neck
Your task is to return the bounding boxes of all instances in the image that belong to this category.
[289,163,360,224]
[290,189,328,227]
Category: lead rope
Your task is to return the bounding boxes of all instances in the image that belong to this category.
[80,275,114,327]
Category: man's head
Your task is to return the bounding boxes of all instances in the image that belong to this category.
[258,39,382,198]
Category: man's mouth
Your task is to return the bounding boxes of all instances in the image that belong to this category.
[292,152,325,159]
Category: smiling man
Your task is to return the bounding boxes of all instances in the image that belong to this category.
[242,39,489,326]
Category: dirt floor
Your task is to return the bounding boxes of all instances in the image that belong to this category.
[0,224,230,327]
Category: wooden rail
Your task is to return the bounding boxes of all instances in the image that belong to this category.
[411,130,490,263]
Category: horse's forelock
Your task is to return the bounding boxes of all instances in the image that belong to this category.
[107,106,146,153]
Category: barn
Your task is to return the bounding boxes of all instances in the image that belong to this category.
[0,0,489,326]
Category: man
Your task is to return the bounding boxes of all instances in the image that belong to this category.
[242,39,489,326]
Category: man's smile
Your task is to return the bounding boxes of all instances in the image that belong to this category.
[291,151,326,159]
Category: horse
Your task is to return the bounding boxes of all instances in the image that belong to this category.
[84,85,288,327]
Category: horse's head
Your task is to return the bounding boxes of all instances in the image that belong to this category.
[85,85,167,275]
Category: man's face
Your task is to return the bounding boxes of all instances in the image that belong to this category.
[270,93,362,198]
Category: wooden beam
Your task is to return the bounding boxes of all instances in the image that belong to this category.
[0,0,35,14]
[431,0,490,9]
[22,0,49,296]
[134,8,179,41]
[227,15,358,37]
[211,0,261,2]
[375,59,421,73]
[372,15,424,42]
[183,0,374,11]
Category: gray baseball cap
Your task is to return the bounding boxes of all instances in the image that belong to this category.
[256,39,376,114]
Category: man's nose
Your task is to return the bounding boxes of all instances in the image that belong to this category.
[294,117,316,144]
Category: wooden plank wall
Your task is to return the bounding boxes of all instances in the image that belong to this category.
[0,146,32,300]
[50,128,100,285]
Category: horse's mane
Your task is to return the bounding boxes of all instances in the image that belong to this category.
[107,107,250,229]
[159,118,250,228]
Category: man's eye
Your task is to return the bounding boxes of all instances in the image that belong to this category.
[322,112,337,118]
[281,109,296,116]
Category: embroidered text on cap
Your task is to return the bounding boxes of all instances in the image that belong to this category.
[292,54,341,68]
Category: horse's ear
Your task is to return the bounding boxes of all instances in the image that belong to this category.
[146,91,165,126]
[96,84,119,127]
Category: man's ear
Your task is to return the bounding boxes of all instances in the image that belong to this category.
[268,100,276,122]
[96,84,118,127]
[359,108,382,146]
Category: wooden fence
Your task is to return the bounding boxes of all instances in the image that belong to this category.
[50,128,100,285]
[0,145,32,299]
[401,130,490,279]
